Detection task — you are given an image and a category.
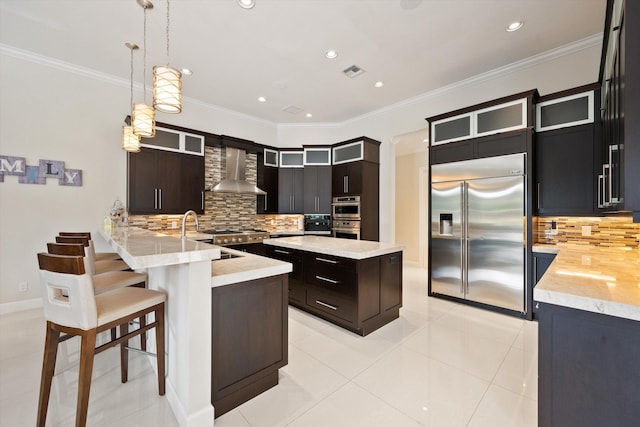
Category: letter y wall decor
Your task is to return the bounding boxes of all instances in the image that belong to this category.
[0,155,82,186]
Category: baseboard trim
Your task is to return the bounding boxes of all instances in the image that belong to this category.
[0,298,42,315]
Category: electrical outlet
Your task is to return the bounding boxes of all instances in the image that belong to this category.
[582,226,592,237]
[18,282,28,292]
[171,221,178,229]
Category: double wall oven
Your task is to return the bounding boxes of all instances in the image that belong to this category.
[331,196,361,239]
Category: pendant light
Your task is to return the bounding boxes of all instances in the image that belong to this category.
[122,42,141,152]
[132,0,156,138]
[153,0,182,113]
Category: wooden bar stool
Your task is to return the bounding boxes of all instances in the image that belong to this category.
[36,253,166,427]
[47,242,149,350]
[55,236,130,274]
[59,232,121,261]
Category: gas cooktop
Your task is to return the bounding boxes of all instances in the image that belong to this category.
[200,229,269,245]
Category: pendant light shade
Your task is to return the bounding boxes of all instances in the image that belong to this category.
[153,65,182,113]
[132,103,156,138]
[122,125,141,152]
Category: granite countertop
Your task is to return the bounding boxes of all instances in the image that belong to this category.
[98,226,220,269]
[263,235,404,259]
[210,247,292,287]
[532,244,560,254]
[534,244,640,321]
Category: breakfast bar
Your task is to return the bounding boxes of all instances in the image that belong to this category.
[99,226,292,426]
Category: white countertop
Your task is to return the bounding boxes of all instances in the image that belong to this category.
[210,248,292,287]
[263,235,403,259]
[534,244,640,321]
[98,226,221,270]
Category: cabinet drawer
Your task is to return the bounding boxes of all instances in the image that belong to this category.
[265,246,304,281]
[305,255,356,296]
[306,287,356,324]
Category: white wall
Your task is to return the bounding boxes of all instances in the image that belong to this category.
[0,38,601,307]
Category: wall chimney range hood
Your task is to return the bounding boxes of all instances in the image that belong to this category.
[212,147,266,195]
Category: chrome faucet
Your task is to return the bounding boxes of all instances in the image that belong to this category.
[181,210,199,239]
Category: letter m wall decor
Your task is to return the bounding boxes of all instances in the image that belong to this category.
[0,155,82,186]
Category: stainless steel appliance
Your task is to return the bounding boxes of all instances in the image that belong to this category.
[304,214,332,235]
[332,196,361,220]
[430,153,526,313]
[332,219,360,240]
[200,229,269,246]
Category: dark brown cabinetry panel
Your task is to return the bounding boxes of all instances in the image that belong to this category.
[535,124,597,216]
[128,147,204,215]
[430,129,529,164]
[303,166,332,214]
[256,152,278,214]
[538,302,640,426]
[211,275,288,418]
[332,162,363,196]
[265,245,305,305]
[278,168,304,214]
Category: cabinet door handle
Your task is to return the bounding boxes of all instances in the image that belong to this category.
[159,188,162,210]
[201,191,204,210]
[154,188,158,210]
[533,257,538,285]
[537,183,540,210]
[264,195,267,211]
[597,174,605,208]
[315,300,338,310]
[316,257,338,264]
[274,249,291,255]
[316,275,339,284]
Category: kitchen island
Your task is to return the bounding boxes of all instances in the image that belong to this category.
[264,235,403,336]
[99,226,291,427]
[533,244,640,427]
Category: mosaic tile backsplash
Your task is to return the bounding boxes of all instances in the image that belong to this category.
[128,146,303,233]
[536,216,639,248]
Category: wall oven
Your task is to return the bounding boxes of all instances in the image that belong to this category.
[332,219,360,240]
[332,196,361,220]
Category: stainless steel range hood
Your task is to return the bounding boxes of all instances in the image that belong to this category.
[212,147,266,195]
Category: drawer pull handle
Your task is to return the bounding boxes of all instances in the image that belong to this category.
[316,275,339,284]
[274,249,291,255]
[315,300,338,310]
[316,257,338,264]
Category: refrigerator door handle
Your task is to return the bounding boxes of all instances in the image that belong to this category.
[461,182,467,295]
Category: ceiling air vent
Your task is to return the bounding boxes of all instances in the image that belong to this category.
[343,65,365,78]
[283,105,304,115]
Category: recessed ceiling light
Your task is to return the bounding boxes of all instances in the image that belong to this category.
[237,0,255,9]
[306,113,313,118]
[180,68,193,76]
[258,96,266,102]
[325,50,338,59]
[506,21,524,32]
[374,81,384,88]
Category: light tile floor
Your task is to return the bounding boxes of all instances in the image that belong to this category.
[0,267,538,426]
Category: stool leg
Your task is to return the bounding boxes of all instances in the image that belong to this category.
[120,322,129,383]
[155,304,166,396]
[37,321,60,427]
[76,329,97,427]
[139,314,147,352]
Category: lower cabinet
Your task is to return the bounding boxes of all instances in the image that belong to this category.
[538,303,640,426]
[532,252,557,319]
[266,246,403,336]
[211,274,288,418]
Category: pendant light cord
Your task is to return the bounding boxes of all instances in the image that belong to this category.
[129,46,135,111]
[165,0,171,65]
[143,5,148,104]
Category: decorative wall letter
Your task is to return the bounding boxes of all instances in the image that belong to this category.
[0,154,83,187]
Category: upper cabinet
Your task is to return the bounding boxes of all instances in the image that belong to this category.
[430,95,532,146]
[263,148,279,167]
[332,137,381,165]
[599,0,640,220]
[303,147,331,166]
[257,150,279,214]
[142,126,205,156]
[279,150,304,168]
[536,91,594,132]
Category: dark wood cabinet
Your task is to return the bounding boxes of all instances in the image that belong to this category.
[531,252,556,318]
[211,274,288,418]
[264,244,402,336]
[128,147,204,215]
[303,166,332,214]
[538,302,640,426]
[430,129,529,164]
[332,162,363,196]
[535,124,597,216]
[256,152,278,214]
[600,0,640,221]
[265,245,305,305]
[278,168,304,214]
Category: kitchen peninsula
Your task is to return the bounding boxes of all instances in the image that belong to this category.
[99,226,292,427]
[533,244,640,427]
[264,236,403,336]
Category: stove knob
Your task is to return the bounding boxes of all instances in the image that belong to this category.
[232,237,237,242]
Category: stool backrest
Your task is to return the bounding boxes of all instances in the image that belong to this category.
[59,232,92,239]
[55,236,97,275]
[47,242,95,276]
[37,253,98,330]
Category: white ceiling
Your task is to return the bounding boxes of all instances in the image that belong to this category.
[0,0,607,125]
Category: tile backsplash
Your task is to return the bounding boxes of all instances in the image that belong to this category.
[536,216,639,248]
[128,146,303,233]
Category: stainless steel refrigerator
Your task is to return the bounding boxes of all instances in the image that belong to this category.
[430,153,526,313]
